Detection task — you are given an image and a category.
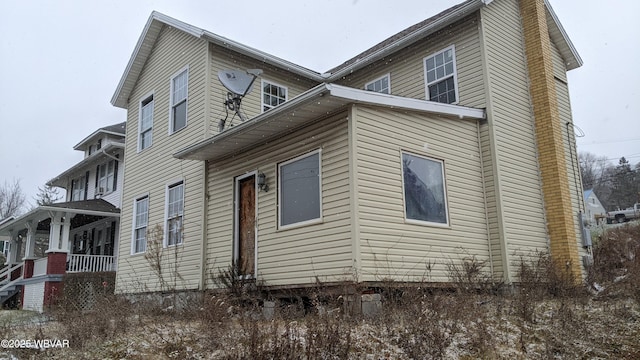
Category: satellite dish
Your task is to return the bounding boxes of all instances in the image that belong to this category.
[218,69,263,96]
[217,69,263,131]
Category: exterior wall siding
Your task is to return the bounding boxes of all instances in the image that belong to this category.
[115,25,208,293]
[205,113,352,287]
[335,14,486,109]
[354,105,489,283]
[480,0,550,281]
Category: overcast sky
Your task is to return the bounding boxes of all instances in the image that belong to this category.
[1,0,639,206]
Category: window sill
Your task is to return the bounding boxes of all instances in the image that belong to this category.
[404,218,451,229]
[277,217,323,232]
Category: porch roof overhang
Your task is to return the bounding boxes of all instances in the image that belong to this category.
[174,83,485,162]
[0,200,120,237]
[47,142,124,189]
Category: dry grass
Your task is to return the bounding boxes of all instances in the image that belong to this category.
[2,223,639,359]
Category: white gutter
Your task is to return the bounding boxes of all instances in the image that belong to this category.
[46,142,124,188]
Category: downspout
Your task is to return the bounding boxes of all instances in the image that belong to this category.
[199,160,209,290]
[477,120,494,277]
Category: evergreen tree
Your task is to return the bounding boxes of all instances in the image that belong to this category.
[34,184,61,206]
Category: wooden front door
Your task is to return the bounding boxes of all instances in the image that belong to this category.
[236,175,256,277]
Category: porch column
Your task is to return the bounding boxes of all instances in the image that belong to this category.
[22,221,37,279]
[23,221,36,260]
[5,230,17,265]
[60,214,71,253]
[46,211,63,253]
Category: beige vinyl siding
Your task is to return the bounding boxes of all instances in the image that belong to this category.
[354,105,489,283]
[335,14,486,109]
[207,44,319,138]
[552,40,588,270]
[205,113,352,287]
[116,25,208,293]
[480,0,549,279]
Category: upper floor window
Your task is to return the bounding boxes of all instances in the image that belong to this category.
[170,68,188,133]
[262,80,287,112]
[365,74,390,94]
[278,150,322,228]
[166,181,184,246]
[71,174,87,201]
[424,46,458,104]
[132,195,149,254]
[88,139,102,156]
[96,159,117,195]
[139,94,154,151]
[401,152,449,226]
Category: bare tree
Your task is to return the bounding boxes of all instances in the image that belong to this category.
[34,184,61,206]
[579,151,619,209]
[0,178,26,219]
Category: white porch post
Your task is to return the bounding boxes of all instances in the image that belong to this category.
[46,211,62,253]
[6,230,16,265]
[14,235,23,264]
[23,220,37,260]
[60,214,71,253]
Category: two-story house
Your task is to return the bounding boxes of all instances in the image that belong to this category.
[112,0,589,296]
[0,122,124,311]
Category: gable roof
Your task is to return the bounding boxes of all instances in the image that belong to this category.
[584,189,594,201]
[112,0,582,108]
[110,12,324,108]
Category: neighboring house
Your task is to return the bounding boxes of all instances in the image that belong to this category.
[111,0,588,296]
[584,190,607,225]
[0,123,125,312]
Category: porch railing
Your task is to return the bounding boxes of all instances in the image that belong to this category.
[67,255,115,273]
[0,262,23,284]
[33,258,48,277]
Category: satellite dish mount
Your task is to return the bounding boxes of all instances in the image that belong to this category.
[218,69,263,131]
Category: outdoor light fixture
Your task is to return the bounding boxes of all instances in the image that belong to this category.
[257,172,268,192]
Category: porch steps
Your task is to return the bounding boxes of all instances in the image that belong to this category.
[0,277,23,306]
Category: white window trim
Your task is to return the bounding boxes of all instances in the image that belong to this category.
[233,171,258,278]
[169,66,189,135]
[400,150,450,228]
[164,179,185,247]
[261,79,288,113]
[138,91,154,152]
[278,149,323,230]
[423,45,459,105]
[364,73,391,94]
[131,193,149,255]
[97,160,116,195]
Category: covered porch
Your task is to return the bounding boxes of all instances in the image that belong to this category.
[0,199,120,309]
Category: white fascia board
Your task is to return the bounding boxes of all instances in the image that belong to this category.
[327,0,486,80]
[73,130,125,150]
[326,84,485,120]
[543,0,583,70]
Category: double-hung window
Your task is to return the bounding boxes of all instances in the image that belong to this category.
[424,46,458,104]
[166,182,184,246]
[170,68,188,133]
[401,152,449,226]
[278,150,322,228]
[139,95,153,150]
[96,160,116,194]
[133,196,149,254]
[365,74,390,94]
[71,174,86,201]
[262,80,287,112]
